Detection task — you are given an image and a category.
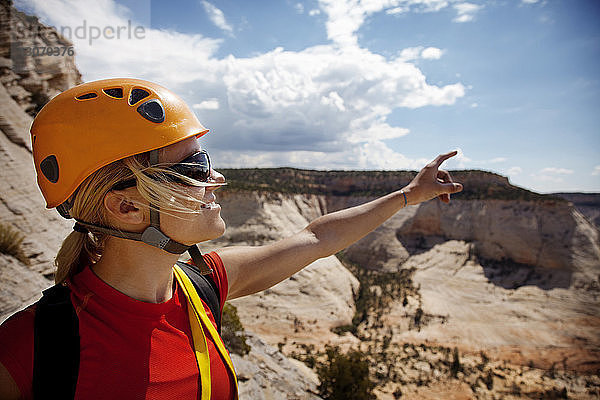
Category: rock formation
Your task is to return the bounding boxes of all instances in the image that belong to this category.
[0,0,81,117]
[555,192,600,229]
[0,0,79,316]
[1,1,598,398]
[214,170,599,398]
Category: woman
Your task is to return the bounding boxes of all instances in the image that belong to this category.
[0,78,462,399]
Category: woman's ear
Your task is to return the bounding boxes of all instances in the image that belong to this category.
[104,191,145,225]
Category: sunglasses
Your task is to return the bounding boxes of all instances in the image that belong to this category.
[112,150,224,190]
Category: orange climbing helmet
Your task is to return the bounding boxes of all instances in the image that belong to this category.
[31,78,209,209]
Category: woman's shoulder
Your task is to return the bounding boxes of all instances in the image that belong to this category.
[183,251,229,311]
[0,304,36,340]
[0,304,36,400]
[0,304,36,374]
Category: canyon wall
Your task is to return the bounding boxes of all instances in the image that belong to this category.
[1,2,599,397]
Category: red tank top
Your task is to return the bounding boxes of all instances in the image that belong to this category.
[0,252,235,400]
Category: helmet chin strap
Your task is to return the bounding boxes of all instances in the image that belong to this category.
[73,149,213,275]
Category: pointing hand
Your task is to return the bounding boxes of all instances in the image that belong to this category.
[404,151,463,205]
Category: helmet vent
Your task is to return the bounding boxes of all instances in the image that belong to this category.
[76,92,98,100]
[129,88,150,105]
[137,99,165,123]
[103,88,124,98]
[40,155,59,183]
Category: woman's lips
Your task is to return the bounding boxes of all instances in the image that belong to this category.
[199,201,220,210]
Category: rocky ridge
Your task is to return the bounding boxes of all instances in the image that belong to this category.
[210,174,600,398]
[0,0,81,118]
[555,193,600,230]
[0,0,80,315]
[1,1,599,398]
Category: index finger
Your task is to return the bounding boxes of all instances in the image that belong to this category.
[434,150,458,167]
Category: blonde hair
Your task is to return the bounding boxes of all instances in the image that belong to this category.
[54,151,207,284]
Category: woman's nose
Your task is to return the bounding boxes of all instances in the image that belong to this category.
[209,168,226,185]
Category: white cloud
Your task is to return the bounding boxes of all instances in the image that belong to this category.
[16,0,467,170]
[214,140,427,170]
[449,148,472,168]
[399,46,424,61]
[421,47,444,59]
[434,151,508,170]
[294,3,304,14]
[529,168,574,185]
[453,2,482,23]
[14,0,223,85]
[386,6,409,15]
[356,140,429,169]
[347,122,410,143]
[309,9,321,16]
[193,99,220,110]
[521,0,539,3]
[319,0,481,48]
[217,45,464,151]
[201,1,234,35]
[531,173,564,183]
[507,166,522,176]
[592,166,600,176]
[539,167,574,175]
[392,0,453,14]
[318,0,375,48]
[399,46,444,61]
[320,91,346,111]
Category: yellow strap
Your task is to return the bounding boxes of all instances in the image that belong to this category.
[187,299,212,400]
[174,267,211,400]
[174,266,239,399]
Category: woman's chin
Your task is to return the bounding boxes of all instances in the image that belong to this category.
[191,219,226,244]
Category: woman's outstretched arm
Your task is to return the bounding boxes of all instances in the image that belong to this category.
[218,151,463,300]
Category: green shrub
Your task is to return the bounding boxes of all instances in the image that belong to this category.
[221,303,251,356]
[331,324,356,336]
[333,252,418,337]
[0,221,30,265]
[317,346,375,400]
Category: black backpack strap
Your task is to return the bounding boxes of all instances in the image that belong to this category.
[176,261,222,333]
[32,284,80,400]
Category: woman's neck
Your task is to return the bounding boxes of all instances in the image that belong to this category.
[91,237,181,303]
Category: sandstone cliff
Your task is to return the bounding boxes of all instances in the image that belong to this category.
[0,0,79,316]
[1,2,599,398]
[200,191,360,353]
[214,170,600,398]
[555,192,600,229]
[0,0,81,117]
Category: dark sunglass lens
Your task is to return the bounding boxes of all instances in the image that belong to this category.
[170,151,211,183]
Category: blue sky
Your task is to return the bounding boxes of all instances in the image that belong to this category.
[14,0,600,193]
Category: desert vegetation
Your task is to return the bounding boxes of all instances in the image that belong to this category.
[282,253,599,398]
[221,303,251,356]
[0,220,29,265]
